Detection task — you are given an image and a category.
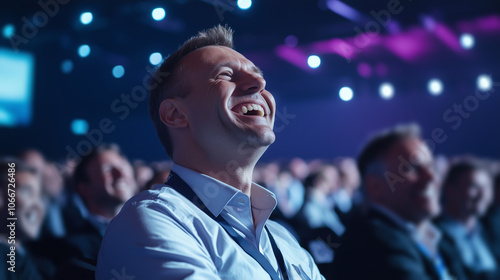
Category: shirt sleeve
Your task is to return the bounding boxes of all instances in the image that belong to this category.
[95,199,222,280]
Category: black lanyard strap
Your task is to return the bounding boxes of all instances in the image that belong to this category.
[165,171,289,280]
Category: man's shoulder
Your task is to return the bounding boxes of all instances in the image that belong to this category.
[106,185,203,234]
[343,208,413,245]
[120,185,190,214]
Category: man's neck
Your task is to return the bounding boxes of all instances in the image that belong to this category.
[173,150,261,197]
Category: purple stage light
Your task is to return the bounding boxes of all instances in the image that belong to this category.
[275,45,310,70]
[326,0,364,23]
[357,63,372,78]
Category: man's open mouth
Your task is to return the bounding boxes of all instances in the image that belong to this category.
[234,104,265,116]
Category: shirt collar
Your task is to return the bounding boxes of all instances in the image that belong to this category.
[170,164,277,219]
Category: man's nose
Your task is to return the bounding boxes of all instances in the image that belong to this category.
[240,72,266,94]
[420,165,436,183]
[112,166,126,178]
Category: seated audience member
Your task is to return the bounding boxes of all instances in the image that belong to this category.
[333,157,362,223]
[333,124,467,280]
[436,159,499,279]
[294,164,344,279]
[275,168,305,219]
[20,149,68,238]
[0,159,48,280]
[57,143,137,278]
[96,25,324,280]
[289,157,310,183]
[296,164,345,237]
[483,172,500,263]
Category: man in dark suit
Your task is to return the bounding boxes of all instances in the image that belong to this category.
[436,159,498,280]
[483,173,500,263]
[55,143,138,278]
[333,124,467,280]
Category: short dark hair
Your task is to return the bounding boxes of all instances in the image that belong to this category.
[149,25,234,158]
[443,158,487,188]
[357,123,421,180]
[72,143,125,188]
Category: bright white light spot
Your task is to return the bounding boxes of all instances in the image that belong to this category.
[78,44,91,57]
[71,119,89,135]
[149,52,163,65]
[237,0,252,10]
[477,74,492,92]
[61,59,73,74]
[428,78,443,95]
[460,33,474,50]
[112,65,125,78]
[2,24,15,39]
[339,87,354,101]
[307,55,321,69]
[80,12,93,25]
[379,82,394,99]
[152,8,166,21]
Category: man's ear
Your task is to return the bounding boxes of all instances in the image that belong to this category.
[76,181,89,202]
[365,174,386,200]
[159,99,188,128]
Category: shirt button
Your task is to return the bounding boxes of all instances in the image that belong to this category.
[237,198,245,205]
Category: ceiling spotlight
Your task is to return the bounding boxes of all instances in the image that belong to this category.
[2,24,15,39]
[307,55,321,69]
[379,82,394,99]
[477,74,492,92]
[149,52,162,65]
[78,44,91,57]
[112,65,125,78]
[152,8,166,21]
[459,33,474,50]
[80,12,93,25]
[339,87,354,101]
[237,0,252,10]
[427,78,443,96]
[71,119,89,135]
[61,59,73,74]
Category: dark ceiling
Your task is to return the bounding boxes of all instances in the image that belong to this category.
[1,0,500,163]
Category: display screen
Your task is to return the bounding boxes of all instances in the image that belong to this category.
[0,47,34,127]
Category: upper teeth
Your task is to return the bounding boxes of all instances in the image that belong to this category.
[241,104,265,116]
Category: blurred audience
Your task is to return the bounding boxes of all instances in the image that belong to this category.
[436,159,498,279]
[0,159,49,280]
[333,124,466,280]
[297,164,345,237]
[55,143,138,279]
[483,172,500,264]
[4,125,500,280]
[332,157,362,223]
[19,149,68,239]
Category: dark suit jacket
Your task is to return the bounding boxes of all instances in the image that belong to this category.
[332,207,467,280]
[482,206,500,264]
[435,217,500,280]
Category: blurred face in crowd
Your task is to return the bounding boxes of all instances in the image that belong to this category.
[21,150,46,173]
[173,46,276,159]
[17,171,46,240]
[447,169,493,218]
[368,137,440,223]
[80,150,137,208]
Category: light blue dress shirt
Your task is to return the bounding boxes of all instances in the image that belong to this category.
[96,164,324,280]
[439,217,497,272]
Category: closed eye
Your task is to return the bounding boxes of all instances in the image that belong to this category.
[217,72,232,80]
